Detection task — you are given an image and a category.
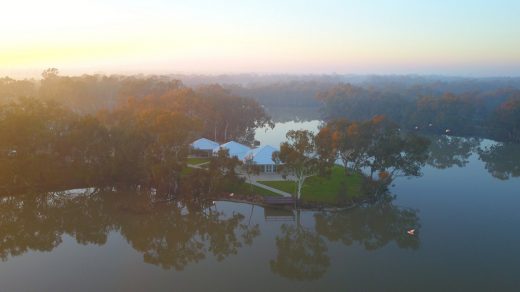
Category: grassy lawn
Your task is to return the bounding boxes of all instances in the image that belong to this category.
[181,167,194,176]
[235,183,282,197]
[258,166,363,203]
[187,157,211,165]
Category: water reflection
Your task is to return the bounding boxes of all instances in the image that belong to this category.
[427,136,481,169]
[269,199,420,281]
[0,190,420,281]
[0,191,260,271]
[425,135,520,181]
[315,201,420,251]
[270,211,330,281]
[478,142,520,180]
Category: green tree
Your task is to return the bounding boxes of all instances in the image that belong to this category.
[273,130,333,200]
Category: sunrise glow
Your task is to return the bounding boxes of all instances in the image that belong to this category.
[1,0,520,77]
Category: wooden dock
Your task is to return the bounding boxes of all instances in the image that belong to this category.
[263,196,296,205]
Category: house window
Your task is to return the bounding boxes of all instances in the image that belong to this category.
[264,165,273,173]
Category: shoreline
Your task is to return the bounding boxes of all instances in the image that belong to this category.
[208,192,372,212]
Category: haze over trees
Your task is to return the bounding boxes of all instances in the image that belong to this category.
[2,70,520,198]
[0,70,272,195]
[317,82,520,142]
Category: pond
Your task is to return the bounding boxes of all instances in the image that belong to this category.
[1,121,520,291]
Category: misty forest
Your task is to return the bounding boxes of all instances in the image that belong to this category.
[1,71,519,197]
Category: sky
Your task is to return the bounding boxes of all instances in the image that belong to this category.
[1,0,519,78]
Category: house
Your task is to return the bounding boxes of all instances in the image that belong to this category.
[244,145,279,173]
[213,141,251,160]
[190,138,220,157]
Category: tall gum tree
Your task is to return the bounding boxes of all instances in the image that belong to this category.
[273,130,334,200]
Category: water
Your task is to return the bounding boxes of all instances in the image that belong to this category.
[254,120,321,147]
[1,121,520,291]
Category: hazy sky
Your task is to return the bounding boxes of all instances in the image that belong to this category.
[1,0,519,77]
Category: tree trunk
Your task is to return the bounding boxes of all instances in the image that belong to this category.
[342,158,350,176]
[224,122,229,141]
[296,175,305,200]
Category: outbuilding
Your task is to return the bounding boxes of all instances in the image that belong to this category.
[244,145,279,173]
[213,141,251,160]
[190,138,220,157]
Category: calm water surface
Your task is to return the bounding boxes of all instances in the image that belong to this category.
[1,121,520,291]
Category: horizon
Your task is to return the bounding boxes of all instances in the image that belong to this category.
[2,0,520,78]
[4,70,520,81]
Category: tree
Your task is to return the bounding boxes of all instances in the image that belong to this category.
[365,119,429,182]
[273,130,333,200]
[206,149,244,194]
[318,116,429,187]
[491,95,520,142]
[243,158,261,194]
[316,118,371,175]
[41,68,59,80]
[138,109,200,196]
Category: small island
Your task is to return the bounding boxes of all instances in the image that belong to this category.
[187,116,430,210]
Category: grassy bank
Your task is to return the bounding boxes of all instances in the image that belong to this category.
[187,157,211,165]
[236,183,283,197]
[258,166,362,203]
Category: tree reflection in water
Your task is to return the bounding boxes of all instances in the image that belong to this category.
[478,143,520,180]
[0,189,422,280]
[270,198,420,281]
[270,211,330,281]
[426,135,520,180]
[315,200,420,251]
[0,190,260,270]
[427,136,481,169]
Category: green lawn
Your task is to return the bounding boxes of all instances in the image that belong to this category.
[235,183,283,197]
[181,167,194,176]
[187,157,211,165]
[258,166,363,203]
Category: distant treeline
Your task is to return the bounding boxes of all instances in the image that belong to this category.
[225,75,520,108]
[222,77,520,142]
[2,71,520,141]
[318,84,520,142]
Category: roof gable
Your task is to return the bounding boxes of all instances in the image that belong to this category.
[191,138,219,150]
[246,145,278,165]
[213,141,251,160]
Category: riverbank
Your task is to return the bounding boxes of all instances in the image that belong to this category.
[213,168,377,210]
[256,166,363,204]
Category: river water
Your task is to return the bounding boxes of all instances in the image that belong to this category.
[0,121,519,291]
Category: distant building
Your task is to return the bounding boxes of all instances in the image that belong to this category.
[244,145,279,173]
[190,138,220,156]
[191,138,281,173]
[213,141,251,160]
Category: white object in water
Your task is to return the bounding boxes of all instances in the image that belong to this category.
[407,229,416,235]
